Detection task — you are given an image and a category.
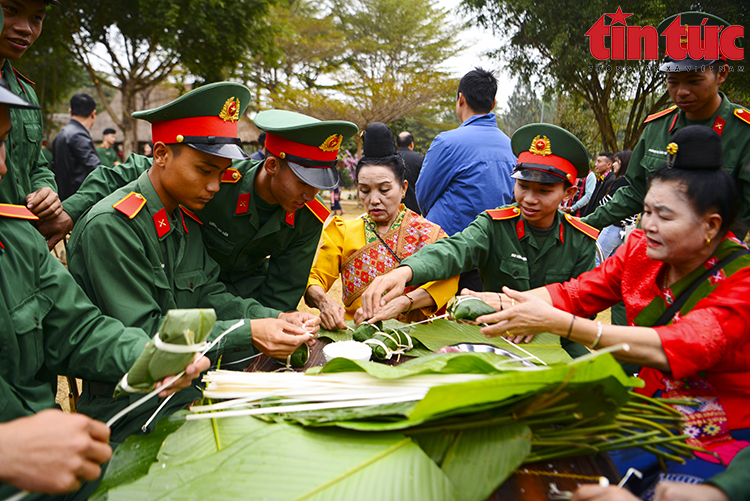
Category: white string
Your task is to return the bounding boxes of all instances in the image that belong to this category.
[152,332,209,353]
[493,330,548,366]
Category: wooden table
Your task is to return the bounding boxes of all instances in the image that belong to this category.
[246,340,620,500]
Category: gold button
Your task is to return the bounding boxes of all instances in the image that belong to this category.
[279,152,286,159]
[176,134,184,142]
[232,171,239,180]
[135,194,144,199]
[739,110,744,114]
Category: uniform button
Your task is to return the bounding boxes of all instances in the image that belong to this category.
[189,282,194,289]
[513,271,519,277]
[33,317,39,326]
[232,171,239,180]
[135,194,144,199]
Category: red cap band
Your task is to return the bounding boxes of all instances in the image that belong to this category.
[152,116,239,144]
[265,133,339,168]
[517,151,578,184]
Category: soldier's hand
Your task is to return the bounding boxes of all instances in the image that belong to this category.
[37,210,74,250]
[356,295,410,325]
[0,409,112,494]
[461,288,507,312]
[278,311,321,340]
[250,318,314,358]
[361,267,413,319]
[154,353,211,398]
[26,187,62,220]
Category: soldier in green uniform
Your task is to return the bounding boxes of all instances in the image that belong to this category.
[0,0,65,225]
[54,110,357,312]
[0,77,208,500]
[96,128,119,167]
[582,12,750,235]
[67,84,325,443]
[361,123,599,357]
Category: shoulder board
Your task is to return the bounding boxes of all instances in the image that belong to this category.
[734,108,750,126]
[112,191,146,219]
[305,197,330,224]
[565,214,599,240]
[644,105,678,124]
[180,206,203,225]
[12,67,35,86]
[222,167,242,183]
[486,206,521,220]
[0,203,39,221]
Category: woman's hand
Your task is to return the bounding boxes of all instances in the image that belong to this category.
[476,287,567,343]
[360,267,413,318]
[316,299,347,330]
[460,288,508,312]
[278,311,322,341]
[354,295,411,325]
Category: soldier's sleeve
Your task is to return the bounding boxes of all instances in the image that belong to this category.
[30,226,148,382]
[581,138,648,229]
[404,212,492,286]
[255,213,325,311]
[62,154,146,222]
[0,376,36,422]
[415,135,451,216]
[28,145,57,193]
[704,446,750,501]
[307,216,347,294]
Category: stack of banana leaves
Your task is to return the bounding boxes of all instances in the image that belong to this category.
[92,319,700,501]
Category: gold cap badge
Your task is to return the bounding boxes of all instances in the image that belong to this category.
[320,134,343,152]
[529,135,552,156]
[219,97,240,122]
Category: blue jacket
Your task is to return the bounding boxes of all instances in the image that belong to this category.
[415,113,516,235]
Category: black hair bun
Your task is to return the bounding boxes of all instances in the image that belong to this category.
[362,122,398,158]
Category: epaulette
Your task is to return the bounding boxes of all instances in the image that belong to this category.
[180,206,203,225]
[734,108,750,126]
[564,214,599,240]
[222,167,242,183]
[112,191,146,219]
[644,105,678,124]
[12,67,35,87]
[486,206,521,220]
[305,197,330,224]
[0,203,38,221]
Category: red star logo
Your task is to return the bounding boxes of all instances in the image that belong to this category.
[608,6,633,25]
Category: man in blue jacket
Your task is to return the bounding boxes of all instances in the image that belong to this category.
[415,67,516,291]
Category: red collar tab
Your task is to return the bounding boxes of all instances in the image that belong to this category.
[0,203,39,221]
[222,168,242,183]
[285,211,295,226]
[265,133,341,168]
[153,208,171,238]
[305,198,331,224]
[564,214,599,240]
[180,206,203,226]
[712,116,726,136]
[559,222,565,243]
[515,218,525,239]
[180,210,189,233]
[236,193,250,215]
[669,113,679,132]
[486,206,521,221]
[112,192,146,219]
[0,239,4,249]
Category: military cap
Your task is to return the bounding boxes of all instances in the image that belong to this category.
[664,125,722,170]
[132,82,251,160]
[658,12,737,72]
[0,77,39,110]
[103,128,116,136]
[510,123,590,185]
[255,110,358,190]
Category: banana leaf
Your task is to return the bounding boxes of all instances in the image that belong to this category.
[447,296,495,321]
[96,415,459,501]
[318,320,433,358]
[409,319,571,365]
[114,309,216,397]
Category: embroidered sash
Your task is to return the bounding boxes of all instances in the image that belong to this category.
[341,209,445,308]
[634,234,750,465]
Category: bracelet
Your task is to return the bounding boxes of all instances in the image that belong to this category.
[498,293,503,311]
[591,321,603,350]
[403,294,415,315]
[566,314,575,339]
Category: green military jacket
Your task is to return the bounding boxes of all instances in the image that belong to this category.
[63,155,328,311]
[583,94,750,230]
[0,214,149,422]
[404,205,597,292]
[67,171,281,441]
[0,61,55,205]
[96,144,118,167]
[706,446,750,501]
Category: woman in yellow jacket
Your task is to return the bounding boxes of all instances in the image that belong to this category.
[306,123,458,330]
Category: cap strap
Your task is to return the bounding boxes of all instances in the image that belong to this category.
[517,151,577,182]
[265,132,340,167]
[280,152,338,168]
[176,135,241,145]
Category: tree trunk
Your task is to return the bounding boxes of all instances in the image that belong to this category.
[120,83,138,158]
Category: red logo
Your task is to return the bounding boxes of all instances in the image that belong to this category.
[586,8,744,61]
